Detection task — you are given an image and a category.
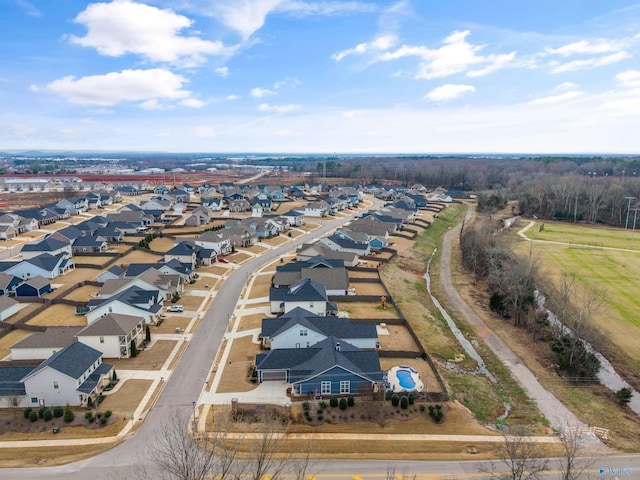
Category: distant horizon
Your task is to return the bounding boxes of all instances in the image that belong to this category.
[2,2,640,153]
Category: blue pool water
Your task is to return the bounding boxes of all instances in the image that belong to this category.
[396,369,415,389]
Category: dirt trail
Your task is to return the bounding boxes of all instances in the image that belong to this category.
[439,207,583,430]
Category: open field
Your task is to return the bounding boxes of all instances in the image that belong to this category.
[0,329,33,359]
[27,304,86,327]
[512,222,640,369]
[522,219,640,251]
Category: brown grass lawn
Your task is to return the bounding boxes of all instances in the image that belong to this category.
[298,222,319,231]
[0,444,122,468]
[340,301,399,319]
[348,270,380,279]
[72,256,113,267]
[289,229,304,238]
[227,251,251,263]
[101,379,153,420]
[184,274,211,289]
[170,294,204,310]
[243,244,269,255]
[119,249,163,264]
[379,357,446,394]
[63,284,100,302]
[109,340,177,370]
[0,329,32,359]
[350,283,387,296]
[200,265,229,276]
[54,267,105,287]
[390,236,415,252]
[377,324,420,351]
[27,304,87,327]
[248,281,271,299]
[148,237,175,252]
[262,236,289,247]
[236,313,266,332]
[108,244,132,254]
[3,303,42,325]
[155,316,191,334]
[216,336,260,393]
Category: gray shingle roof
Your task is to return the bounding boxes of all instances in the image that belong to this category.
[0,366,33,396]
[21,237,69,253]
[10,326,82,350]
[78,362,113,394]
[77,313,143,337]
[27,341,102,380]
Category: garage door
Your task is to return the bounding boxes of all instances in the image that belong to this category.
[261,371,287,381]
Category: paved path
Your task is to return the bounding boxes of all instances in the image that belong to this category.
[439,207,583,430]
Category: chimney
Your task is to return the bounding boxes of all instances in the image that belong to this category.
[335,342,340,351]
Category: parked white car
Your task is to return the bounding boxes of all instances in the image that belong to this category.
[167,305,184,312]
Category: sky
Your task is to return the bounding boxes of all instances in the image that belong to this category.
[1,0,640,154]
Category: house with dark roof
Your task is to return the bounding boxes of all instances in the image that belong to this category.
[86,286,162,325]
[97,265,125,283]
[20,236,72,260]
[72,235,108,254]
[0,224,17,240]
[318,233,371,257]
[98,268,181,302]
[270,278,335,316]
[278,209,305,227]
[22,341,113,407]
[273,255,349,295]
[14,207,59,227]
[261,307,377,350]
[192,231,232,255]
[296,242,359,267]
[6,253,74,280]
[0,296,19,321]
[255,336,383,396]
[10,326,82,360]
[76,313,144,358]
[14,276,52,297]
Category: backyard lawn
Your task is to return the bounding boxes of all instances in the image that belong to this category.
[27,304,86,327]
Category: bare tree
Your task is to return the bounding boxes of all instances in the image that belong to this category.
[482,426,550,480]
[557,424,597,480]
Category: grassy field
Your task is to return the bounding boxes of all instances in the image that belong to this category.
[513,220,640,369]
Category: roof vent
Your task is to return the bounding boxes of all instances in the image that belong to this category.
[335,342,340,351]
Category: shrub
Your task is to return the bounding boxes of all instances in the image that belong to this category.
[339,398,348,410]
[112,370,118,381]
[29,411,38,423]
[391,394,400,407]
[87,396,93,408]
[317,415,323,422]
[23,407,33,419]
[38,406,48,419]
[104,410,112,418]
[317,408,323,415]
[400,396,409,410]
[429,404,444,423]
[43,409,53,421]
[64,406,74,423]
[330,396,338,408]
[616,387,633,404]
[347,396,355,407]
[419,404,426,412]
[302,402,310,411]
[53,406,64,418]
[408,393,415,405]
[100,417,108,425]
[319,400,327,409]
[85,411,93,420]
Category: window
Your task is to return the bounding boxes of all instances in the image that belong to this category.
[31,397,38,404]
[321,381,331,394]
[340,381,350,394]
[299,329,307,336]
[108,306,113,313]
[99,336,104,344]
[309,303,314,309]
[53,381,59,389]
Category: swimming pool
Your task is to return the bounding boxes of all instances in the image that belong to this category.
[386,365,424,393]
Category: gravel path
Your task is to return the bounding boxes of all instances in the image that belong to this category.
[439,207,583,430]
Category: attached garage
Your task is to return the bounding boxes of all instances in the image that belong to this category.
[259,370,288,382]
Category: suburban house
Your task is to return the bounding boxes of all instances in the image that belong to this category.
[261,307,378,350]
[278,210,305,227]
[273,255,349,295]
[76,313,145,358]
[10,326,82,361]
[98,268,182,302]
[0,296,19,321]
[255,336,383,396]
[4,253,75,280]
[0,224,17,240]
[96,265,126,283]
[270,278,336,316]
[319,234,371,257]
[86,286,162,325]
[21,341,113,407]
[20,236,72,260]
[14,276,52,297]
[192,231,232,256]
[228,198,250,213]
[296,242,359,267]
[0,272,23,296]
[72,236,108,254]
[299,201,328,218]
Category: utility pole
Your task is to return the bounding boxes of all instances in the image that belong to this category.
[574,191,579,224]
[529,215,537,260]
[624,196,636,229]
[630,208,639,249]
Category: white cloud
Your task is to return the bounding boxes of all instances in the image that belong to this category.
[546,39,623,56]
[550,51,630,73]
[342,110,358,118]
[139,99,163,110]
[226,94,240,100]
[14,0,42,17]
[528,90,582,105]
[424,84,475,102]
[279,1,377,17]
[616,70,640,88]
[251,87,276,97]
[215,67,230,77]
[180,98,206,108]
[556,82,578,91]
[68,0,229,66]
[273,76,301,89]
[258,103,301,113]
[467,52,516,77]
[332,34,398,61]
[34,68,193,106]
[275,129,293,136]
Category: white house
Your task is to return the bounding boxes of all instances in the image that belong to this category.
[0,296,19,321]
[22,341,113,407]
[10,327,82,361]
[194,231,232,255]
[87,287,162,325]
[76,313,145,358]
[270,278,330,316]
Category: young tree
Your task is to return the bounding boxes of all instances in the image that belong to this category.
[557,424,597,480]
[616,387,633,405]
[146,326,151,343]
[481,426,549,480]
[131,340,138,358]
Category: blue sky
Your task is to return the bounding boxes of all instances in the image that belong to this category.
[1,0,640,153]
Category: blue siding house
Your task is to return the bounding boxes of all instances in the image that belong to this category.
[255,336,382,396]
